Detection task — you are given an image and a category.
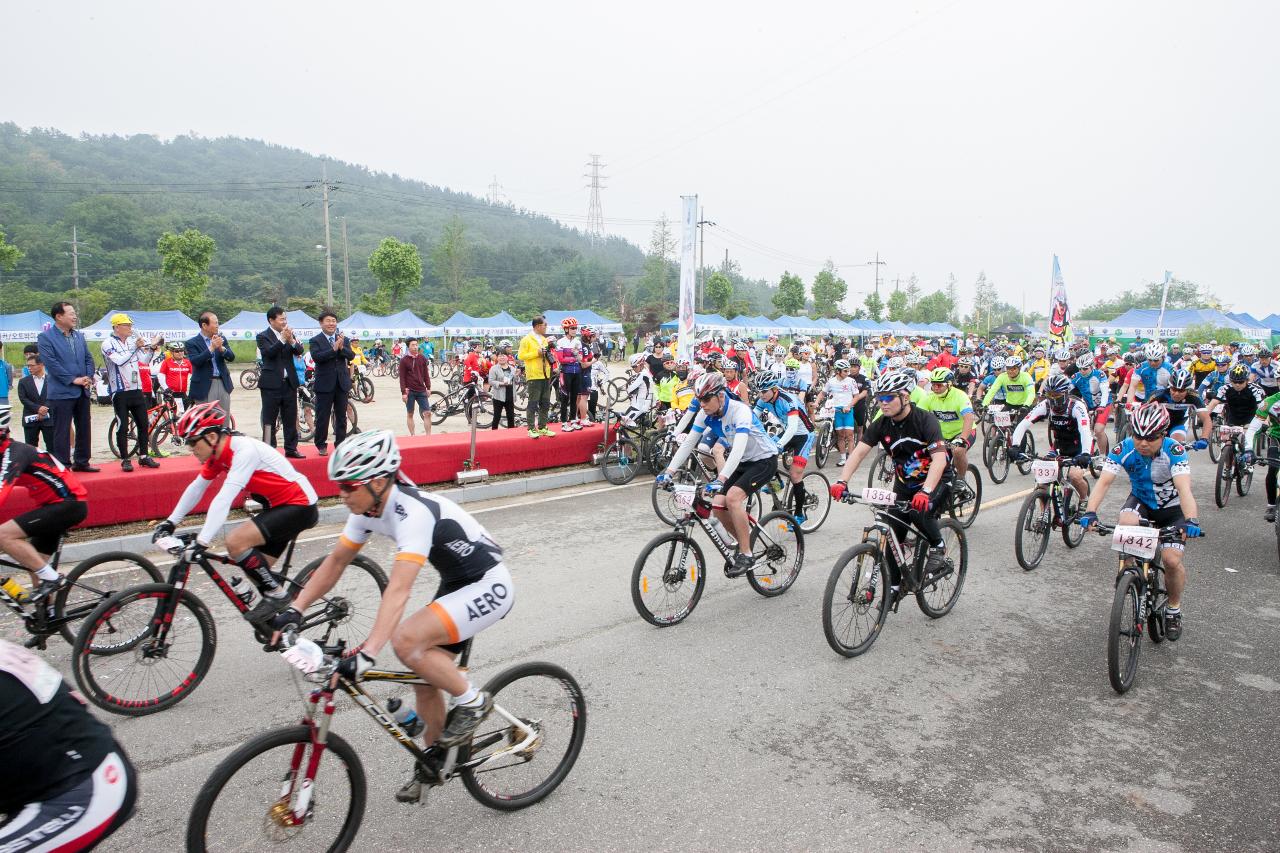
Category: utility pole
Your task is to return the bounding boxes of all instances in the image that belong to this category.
[64,226,90,293]
[341,217,351,314]
[722,249,730,275]
[892,276,901,292]
[695,207,716,312]
[321,164,334,306]
[868,251,886,296]
[584,155,606,247]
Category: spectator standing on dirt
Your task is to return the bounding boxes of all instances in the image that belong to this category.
[399,337,432,436]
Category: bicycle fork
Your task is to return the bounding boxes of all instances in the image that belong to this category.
[277,689,338,827]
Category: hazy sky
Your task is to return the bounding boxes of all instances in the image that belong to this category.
[5,1,1278,316]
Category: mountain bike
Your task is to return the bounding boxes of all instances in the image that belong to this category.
[1013,454,1091,570]
[1092,521,1203,693]
[186,633,586,853]
[601,415,672,486]
[632,485,804,625]
[289,381,360,443]
[822,488,969,657]
[944,462,983,529]
[982,405,1034,484]
[1206,413,1225,463]
[71,531,386,716]
[652,437,716,526]
[1,542,160,648]
[108,391,189,458]
[350,364,375,404]
[239,362,261,391]
[748,459,832,534]
[429,384,494,428]
[811,406,835,469]
[1213,424,1254,508]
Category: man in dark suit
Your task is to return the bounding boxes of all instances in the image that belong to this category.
[256,306,306,458]
[309,309,354,457]
[17,354,55,451]
[186,311,235,410]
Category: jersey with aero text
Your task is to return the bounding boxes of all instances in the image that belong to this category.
[170,435,317,545]
[859,404,952,486]
[0,439,87,508]
[1104,437,1189,510]
[340,484,503,585]
[695,396,778,461]
[1215,382,1266,426]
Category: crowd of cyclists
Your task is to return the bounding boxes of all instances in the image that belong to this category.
[3,314,1280,849]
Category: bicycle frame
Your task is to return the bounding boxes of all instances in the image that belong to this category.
[0,546,69,631]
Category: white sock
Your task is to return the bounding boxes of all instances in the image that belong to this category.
[454,680,480,707]
[36,565,59,582]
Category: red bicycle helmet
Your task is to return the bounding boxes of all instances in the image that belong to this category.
[1129,400,1170,439]
[175,401,229,442]
[561,317,579,329]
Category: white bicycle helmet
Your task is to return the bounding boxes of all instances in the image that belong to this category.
[990,356,1007,371]
[1142,342,1166,361]
[1052,347,1071,361]
[1005,356,1023,368]
[629,352,646,368]
[1240,343,1258,357]
[874,371,917,396]
[887,356,905,370]
[693,371,726,397]
[328,429,401,482]
[833,359,851,371]
[1075,352,1095,370]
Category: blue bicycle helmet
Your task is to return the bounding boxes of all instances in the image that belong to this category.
[756,373,781,392]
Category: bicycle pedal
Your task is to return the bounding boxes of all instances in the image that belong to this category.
[23,635,48,651]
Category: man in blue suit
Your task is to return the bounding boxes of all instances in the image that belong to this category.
[186,311,235,411]
[308,310,354,456]
[36,301,99,471]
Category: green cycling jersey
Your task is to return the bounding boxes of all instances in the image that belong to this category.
[1257,391,1280,439]
[983,370,1037,407]
[923,386,974,441]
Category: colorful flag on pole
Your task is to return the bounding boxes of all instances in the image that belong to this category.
[1048,255,1072,343]
[677,196,698,363]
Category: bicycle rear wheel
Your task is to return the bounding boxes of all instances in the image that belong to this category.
[631,532,705,625]
[1237,450,1254,496]
[1014,490,1052,570]
[186,726,365,853]
[292,556,387,648]
[1015,432,1036,475]
[461,661,588,811]
[297,401,316,443]
[239,368,259,391]
[746,511,804,597]
[1061,484,1088,548]
[72,584,217,715]
[916,519,967,618]
[55,551,163,645]
[1215,446,1233,508]
[795,470,831,533]
[601,438,640,485]
[106,416,141,459]
[948,467,982,529]
[822,544,890,657]
[1107,570,1143,693]
[865,449,893,489]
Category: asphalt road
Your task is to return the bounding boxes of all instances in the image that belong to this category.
[22,425,1280,852]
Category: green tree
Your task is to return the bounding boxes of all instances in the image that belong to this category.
[0,227,23,272]
[887,289,909,321]
[811,262,848,317]
[864,291,884,322]
[637,215,676,309]
[914,290,955,324]
[429,217,470,302]
[945,273,960,324]
[705,271,733,315]
[156,228,216,314]
[368,236,424,311]
[1079,277,1220,321]
[772,271,805,315]
[96,269,170,311]
[1182,323,1252,346]
[904,274,921,312]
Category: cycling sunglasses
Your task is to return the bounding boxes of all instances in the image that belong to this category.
[697,392,720,403]
[875,394,898,404]
[337,479,372,494]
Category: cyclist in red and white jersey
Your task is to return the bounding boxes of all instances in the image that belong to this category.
[153,340,193,409]
[276,430,513,801]
[150,402,318,630]
[0,407,89,612]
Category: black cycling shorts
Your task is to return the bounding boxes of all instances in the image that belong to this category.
[14,501,88,556]
[1120,495,1185,549]
[560,369,586,399]
[251,503,319,558]
[723,455,778,496]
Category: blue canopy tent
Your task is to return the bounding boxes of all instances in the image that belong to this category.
[0,310,53,343]
[381,309,442,338]
[441,311,524,339]
[1093,308,1270,341]
[82,310,199,342]
[542,309,623,334]
[658,313,739,333]
[220,309,322,341]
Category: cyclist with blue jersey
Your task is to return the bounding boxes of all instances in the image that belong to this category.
[1079,401,1200,640]
[1249,348,1279,394]
[1070,351,1113,457]
[1197,354,1233,400]
[658,373,781,576]
[754,373,814,522]
[1150,369,1210,446]
[1120,342,1174,405]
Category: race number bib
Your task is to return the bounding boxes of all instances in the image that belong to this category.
[672,484,696,510]
[1032,460,1059,484]
[1219,425,1244,437]
[1111,525,1158,559]
[861,487,895,506]
[993,411,1012,428]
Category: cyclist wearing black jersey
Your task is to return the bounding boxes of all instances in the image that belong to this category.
[277,430,512,767]
[1150,369,1210,446]
[830,371,954,578]
[1009,374,1093,502]
[0,640,137,852]
[1205,365,1265,427]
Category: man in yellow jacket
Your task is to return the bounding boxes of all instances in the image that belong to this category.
[518,316,557,438]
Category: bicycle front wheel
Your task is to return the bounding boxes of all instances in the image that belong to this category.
[292,555,387,648]
[72,583,217,716]
[239,368,259,391]
[55,551,163,645]
[1107,571,1143,693]
[631,531,705,625]
[987,441,1010,484]
[822,543,890,657]
[601,438,640,485]
[429,391,450,426]
[461,661,588,811]
[1014,490,1052,570]
[916,519,967,618]
[747,512,804,597]
[1215,445,1233,508]
[186,726,365,853]
[651,470,697,527]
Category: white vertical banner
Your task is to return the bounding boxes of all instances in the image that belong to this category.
[677,195,698,363]
[1156,270,1172,338]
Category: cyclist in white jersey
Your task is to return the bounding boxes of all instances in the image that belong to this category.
[277,430,512,778]
[1250,350,1279,393]
[657,373,779,576]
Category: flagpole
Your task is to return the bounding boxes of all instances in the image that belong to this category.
[1156,271,1172,341]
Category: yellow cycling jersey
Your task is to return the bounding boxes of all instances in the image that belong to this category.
[673,381,695,410]
[1028,358,1050,384]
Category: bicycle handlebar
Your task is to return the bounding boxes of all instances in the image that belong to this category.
[1092,522,1205,541]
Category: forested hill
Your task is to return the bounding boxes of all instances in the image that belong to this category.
[0,123,667,324]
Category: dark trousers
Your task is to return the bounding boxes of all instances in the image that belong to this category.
[491,395,515,429]
[112,389,149,460]
[23,422,55,451]
[50,393,92,466]
[525,378,551,430]
[314,387,349,450]
[260,387,300,451]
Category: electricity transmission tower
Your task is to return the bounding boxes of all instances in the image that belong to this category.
[584,154,606,246]
[488,175,504,205]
